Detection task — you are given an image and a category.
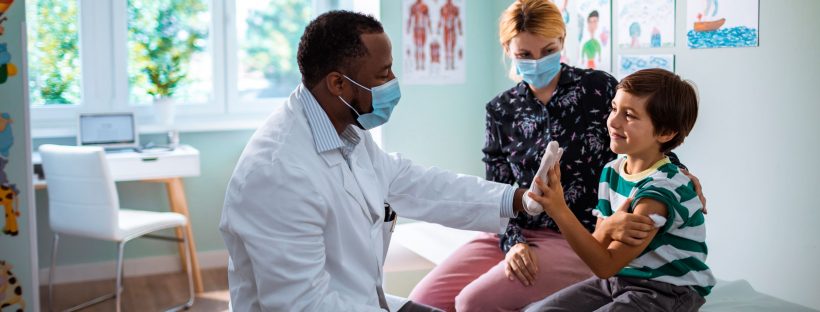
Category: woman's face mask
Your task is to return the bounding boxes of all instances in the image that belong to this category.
[514,51,561,89]
[338,75,402,130]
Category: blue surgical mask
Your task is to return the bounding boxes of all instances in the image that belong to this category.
[514,52,561,89]
[338,75,401,130]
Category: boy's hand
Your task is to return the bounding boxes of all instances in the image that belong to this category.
[600,198,654,246]
[529,163,568,215]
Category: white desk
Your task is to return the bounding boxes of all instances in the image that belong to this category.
[33,145,200,187]
[33,145,206,293]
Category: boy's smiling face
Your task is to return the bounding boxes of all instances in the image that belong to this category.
[607,90,674,156]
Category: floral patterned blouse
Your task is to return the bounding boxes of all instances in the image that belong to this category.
[483,64,618,253]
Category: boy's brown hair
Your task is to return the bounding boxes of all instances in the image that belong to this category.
[617,68,698,153]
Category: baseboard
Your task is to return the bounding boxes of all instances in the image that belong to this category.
[39,249,229,285]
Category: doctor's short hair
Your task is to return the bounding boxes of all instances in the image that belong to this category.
[617,68,699,153]
[297,11,384,89]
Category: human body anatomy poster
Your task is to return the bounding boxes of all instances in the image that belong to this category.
[402,0,466,85]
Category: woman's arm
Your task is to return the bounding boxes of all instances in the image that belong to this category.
[667,152,707,213]
[482,100,542,285]
[481,103,525,252]
[481,107,515,185]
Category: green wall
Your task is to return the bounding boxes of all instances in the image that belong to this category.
[380,0,512,295]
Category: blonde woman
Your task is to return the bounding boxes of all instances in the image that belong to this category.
[408,1,705,311]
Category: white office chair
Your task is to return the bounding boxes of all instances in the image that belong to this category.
[39,144,194,312]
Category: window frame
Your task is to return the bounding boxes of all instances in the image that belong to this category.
[30,0,381,139]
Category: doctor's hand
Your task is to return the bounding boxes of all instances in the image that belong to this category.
[599,198,654,246]
[528,164,568,216]
[523,141,564,216]
[505,243,538,287]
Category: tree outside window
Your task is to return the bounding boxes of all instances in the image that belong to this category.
[25,0,81,106]
[127,0,210,105]
[237,0,313,100]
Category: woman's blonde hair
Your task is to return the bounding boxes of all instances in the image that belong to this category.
[499,0,566,80]
[499,0,566,48]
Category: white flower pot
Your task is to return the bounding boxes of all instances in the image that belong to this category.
[153,97,176,127]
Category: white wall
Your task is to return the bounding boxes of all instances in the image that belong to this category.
[657,0,820,309]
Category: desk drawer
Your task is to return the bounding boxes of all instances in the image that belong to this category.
[108,152,200,181]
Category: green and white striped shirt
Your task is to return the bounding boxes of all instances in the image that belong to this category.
[596,156,716,296]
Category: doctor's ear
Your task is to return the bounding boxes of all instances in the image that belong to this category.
[326,72,346,97]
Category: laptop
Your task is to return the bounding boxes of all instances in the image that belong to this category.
[77,112,139,151]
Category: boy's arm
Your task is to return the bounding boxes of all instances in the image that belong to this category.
[592,217,612,247]
[547,199,664,278]
[529,166,666,279]
[596,198,655,246]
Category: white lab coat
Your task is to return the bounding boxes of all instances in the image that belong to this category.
[220,85,512,311]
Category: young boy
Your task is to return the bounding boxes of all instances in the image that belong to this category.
[525,68,715,311]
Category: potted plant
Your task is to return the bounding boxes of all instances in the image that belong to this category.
[128,0,207,127]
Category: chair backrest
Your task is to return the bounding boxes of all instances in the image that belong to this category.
[39,144,120,240]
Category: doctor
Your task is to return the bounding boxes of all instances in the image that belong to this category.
[220,11,527,311]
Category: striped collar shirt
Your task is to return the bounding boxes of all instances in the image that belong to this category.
[300,84,361,162]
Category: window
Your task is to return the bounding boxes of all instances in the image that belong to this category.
[27,0,379,137]
[127,0,212,106]
[25,0,82,106]
[235,1,312,102]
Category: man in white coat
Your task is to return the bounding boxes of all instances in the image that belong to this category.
[220,11,527,311]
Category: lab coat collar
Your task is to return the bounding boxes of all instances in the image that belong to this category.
[295,84,376,222]
[298,83,363,155]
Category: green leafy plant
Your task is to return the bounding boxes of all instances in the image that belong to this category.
[242,0,310,87]
[128,0,208,99]
[26,0,81,105]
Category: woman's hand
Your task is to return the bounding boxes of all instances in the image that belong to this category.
[680,168,707,214]
[504,243,539,286]
[599,198,654,246]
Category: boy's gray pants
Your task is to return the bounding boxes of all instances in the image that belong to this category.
[524,276,705,312]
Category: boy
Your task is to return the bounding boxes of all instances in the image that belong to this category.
[525,68,715,311]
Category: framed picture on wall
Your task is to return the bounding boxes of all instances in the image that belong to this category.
[402,0,466,85]
[617,54,675,80]
[687,0,759,48]
[575,0,612,72]
[616,0,675,48]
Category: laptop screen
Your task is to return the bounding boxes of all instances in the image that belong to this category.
[79,113,137,147]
